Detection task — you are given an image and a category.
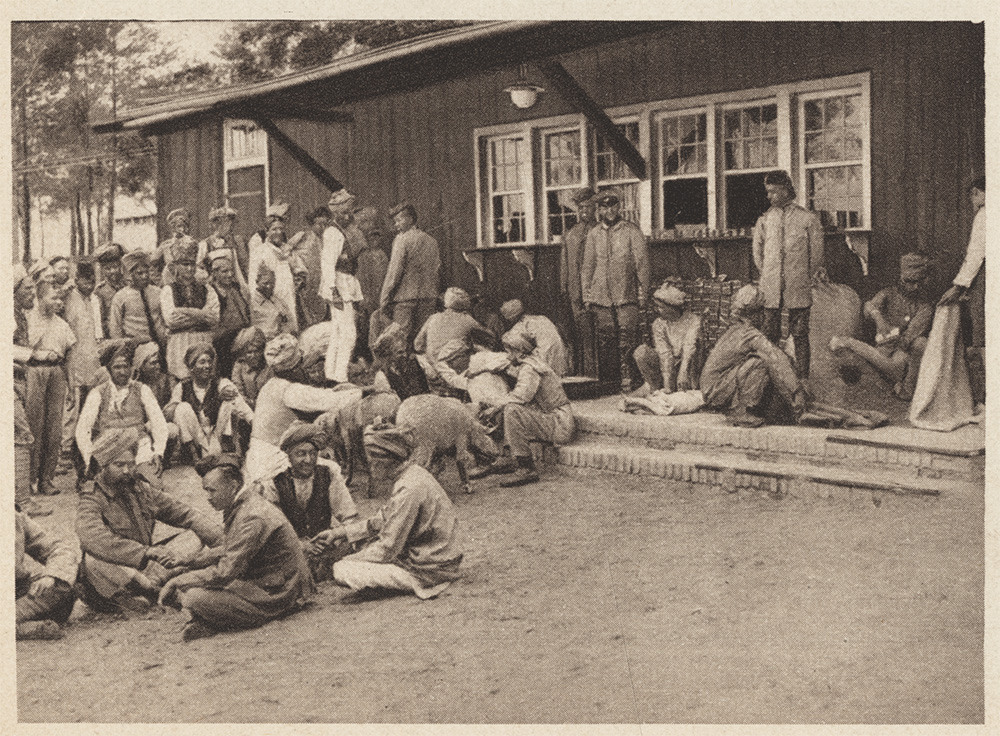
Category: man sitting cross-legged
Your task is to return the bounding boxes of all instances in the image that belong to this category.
[75,426,223,614]
[158,454,314,641]
[255,422,360,582]
[16,504,79,640]
[327,438,463,600]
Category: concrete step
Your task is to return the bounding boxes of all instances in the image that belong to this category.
[537,438,981,501]
[572,403,984,483]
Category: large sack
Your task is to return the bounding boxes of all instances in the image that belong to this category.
[808,280,862,404]
[909,305,975,432]
[622,389,705,416]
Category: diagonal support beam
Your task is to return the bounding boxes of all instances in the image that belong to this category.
[535,60,647,181]
[251,116,344,193]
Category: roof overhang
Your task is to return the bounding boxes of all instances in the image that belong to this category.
[92,20,671,135]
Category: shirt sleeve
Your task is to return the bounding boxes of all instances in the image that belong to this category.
[75,385,103,466]
[380,237,405,307]
[282,383,364,414]
[160,286,181,329]
[139,383,169,458]
[506,364,542,404]
[354,490,421,564]
[752,215,766,271]
[75,492,150,568]
[748,331,801,403]
[317,458,358,525]
[150,487,224,547]
[651,320,674,370]
[174,511,269,590]
[109,292,125,339]
[581,230,597,304]
[807,211,825,275]
[200,286,221,328]
[632,228,651,301]
[953,208,985,287]
[220,378,254,423]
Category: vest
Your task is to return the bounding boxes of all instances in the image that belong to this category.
[96,381,147,435]
[272,465,332,538]
[171,281,208,309]
[180,377,222,426]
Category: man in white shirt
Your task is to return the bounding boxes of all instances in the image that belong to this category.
[938,175,986,403]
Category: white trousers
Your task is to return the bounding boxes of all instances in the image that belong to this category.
[332,559,450,600]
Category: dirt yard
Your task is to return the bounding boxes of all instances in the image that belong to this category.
[17,460,983,724]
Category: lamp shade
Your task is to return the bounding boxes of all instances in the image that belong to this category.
[505,82,544,109]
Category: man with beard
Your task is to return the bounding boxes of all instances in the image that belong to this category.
[94,243,127,335]
[109,250,167,347]
[209,250,252,378]
[160,240,220,381]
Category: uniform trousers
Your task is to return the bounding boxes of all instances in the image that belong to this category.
[762,307,811,378]
[26,365,68,491]
[389,299,437,347]
[180,588,274,631]
[591,304,640,389]
[503,403,575,458]
[16,577,75,625]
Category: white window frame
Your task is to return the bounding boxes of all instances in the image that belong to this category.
[223,118,270,206]
[540,122,588,243]
[592,116,645,229]
[797,83,872,230]
[472,72,870,247]
[655,105,715,230]
[483,132,532,246]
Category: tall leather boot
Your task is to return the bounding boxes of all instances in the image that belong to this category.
[793,335,811,379]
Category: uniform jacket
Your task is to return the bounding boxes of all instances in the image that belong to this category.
[581,219,650,307]
[174,489,313,615]
[380,228,441,306]
[76,475,223,569]
[752,202,824,309]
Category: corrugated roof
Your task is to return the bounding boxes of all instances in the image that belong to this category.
[93,21,553,133]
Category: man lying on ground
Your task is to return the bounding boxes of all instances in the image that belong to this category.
[16,504,78,640]
[159,453,314,641]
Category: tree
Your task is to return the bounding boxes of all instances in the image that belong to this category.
[11,22,175,260]
[215,21,475,83]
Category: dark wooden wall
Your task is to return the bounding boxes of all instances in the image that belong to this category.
[156,119,223,245]
[155,22,984,313]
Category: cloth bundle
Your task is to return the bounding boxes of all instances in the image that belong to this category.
[909,305,976,432]
[621,389,705,417]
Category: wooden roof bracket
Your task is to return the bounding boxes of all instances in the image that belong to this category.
[250,115,345,193]
[535,59,647,181]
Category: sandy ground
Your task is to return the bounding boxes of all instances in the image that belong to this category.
[16,458,983,724]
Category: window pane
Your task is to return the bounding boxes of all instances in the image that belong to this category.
[227,165,265,194]
[725,141,740,170]
[762,138,778,167]
[725,103,778,170]
[805,132,824,163]
[824,96,844,128]
[544,130,582,187]
[547,189,579,240]
[844,94,862,128]
[804,99,823,131]
[663,178,709,229]
[825,128,844,161]
[724,110,741,139]
[844,130,863,160]
[725,172,770,229]
[808,165,863,228]
[493,193,526,244]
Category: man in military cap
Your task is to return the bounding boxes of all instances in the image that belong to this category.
[94,242,127,335]
[256,422,359,581]
[159,453,313,641]
[109,249,166,346]
[160,239,220,381]
[632,283,703,396]
[563,186,598,376]
[830,252,934,401]
[380,202,441,346]
[76,426,223,613]
[581,192,650,392]
[201,203,249,287]
[700,284,809,427]
[752,170,825,378]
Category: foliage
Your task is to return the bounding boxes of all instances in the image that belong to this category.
[215,20,475,83]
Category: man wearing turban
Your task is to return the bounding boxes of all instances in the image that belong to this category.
[326,439,463,600]
[75,426,223,614]
[230,326,272,408]
[153,208,205,286]
[414,288,492,392]
[700,284,809,427]
[632,283,703,396]
[829,252,934,400]
[76,339,170,484]
[159,239,221,380]
[255,422,359,581]
[243,334,363,485]
[480,331,575,487]
[499,299,569,377]
[165,344,253,462]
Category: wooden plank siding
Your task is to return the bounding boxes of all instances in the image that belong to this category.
[155,22,984,312]
[155,120,224,244]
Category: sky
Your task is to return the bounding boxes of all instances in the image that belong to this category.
[152,20,232,67]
